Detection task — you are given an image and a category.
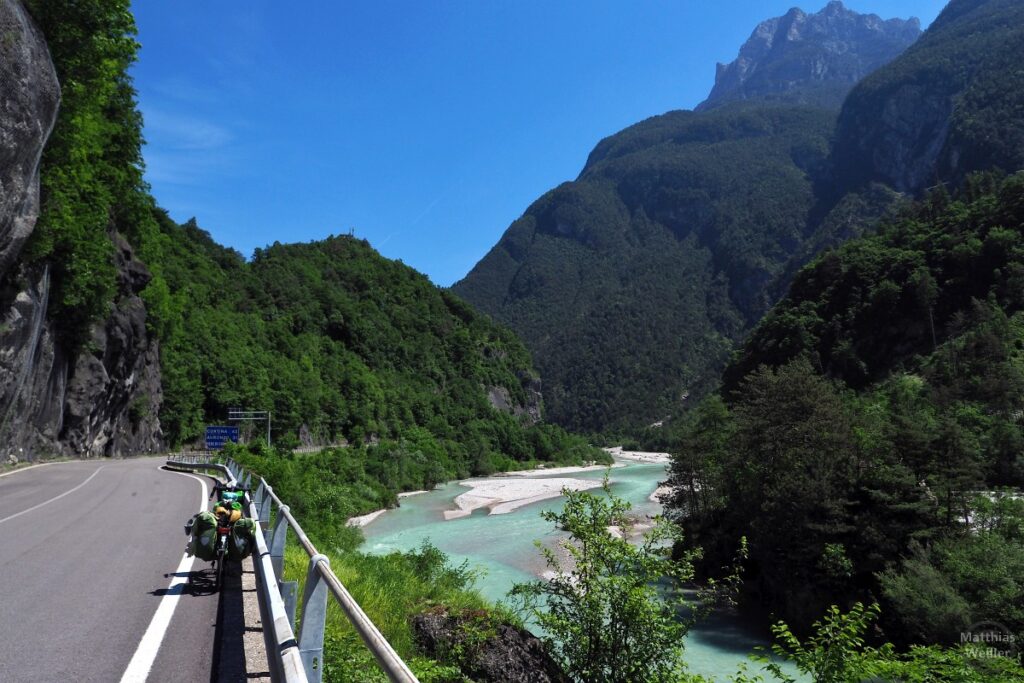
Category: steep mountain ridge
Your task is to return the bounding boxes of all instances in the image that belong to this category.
[454,2,920,432]
[456,103,836,431]
[697,1,920,111]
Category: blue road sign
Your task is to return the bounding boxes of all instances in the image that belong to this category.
[205,425,240,450]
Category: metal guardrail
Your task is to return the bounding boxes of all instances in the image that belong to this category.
[167,453,419,683]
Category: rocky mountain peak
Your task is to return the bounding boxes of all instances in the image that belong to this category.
[697,1,921,112]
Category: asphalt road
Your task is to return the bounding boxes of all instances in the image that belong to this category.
[0,457,230,683]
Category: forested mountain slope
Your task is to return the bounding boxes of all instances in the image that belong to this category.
[455,104,836,432]
[831,0,1024,194]
[142,216,599,476]
[668,173,1024,642]
[454,2,919,433]
[456,0,1024,435]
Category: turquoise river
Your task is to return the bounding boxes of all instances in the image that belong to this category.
[360,459,802,681]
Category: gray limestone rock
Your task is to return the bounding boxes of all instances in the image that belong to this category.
[698,1,921,112]
[486,373,542,426]
[0,1,163,459]
[0,0,59,280]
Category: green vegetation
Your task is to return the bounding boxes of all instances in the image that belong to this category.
[511,481,730,683]
[457,0,1024,439]
[23,1,589,482]
[22,0,157,346]
[454,103,837,433]
[668,174,1024,646]
[282,541,496,683]
[227,439,605,553]
[734,602,1024,682]
[833,0,1024,193]
[144,221,606,475]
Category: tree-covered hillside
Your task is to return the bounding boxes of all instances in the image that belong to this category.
[453,3,928,435]
[454,103,836,433]
[140,214,601,475]
[831,0,1024,194]
[455,0,1024,438]
[668,173,1024,644]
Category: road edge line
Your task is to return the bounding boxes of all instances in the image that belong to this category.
[119,468,209,683]
[0,465,106,526]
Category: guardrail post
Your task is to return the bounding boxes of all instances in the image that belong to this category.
[269,504,298,625]
[269,504,289,579]
[298,554,330,683]
[281,579,299,630]
[259,482,272,526]
[254,481,266,520]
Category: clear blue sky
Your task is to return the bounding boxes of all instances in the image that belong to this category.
[131,1,944,286]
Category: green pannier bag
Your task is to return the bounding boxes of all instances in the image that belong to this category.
[187,511,219,562]
[228,517,257,561]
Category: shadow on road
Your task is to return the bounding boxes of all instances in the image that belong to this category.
[146,562,250,681]
[213,561,248,682]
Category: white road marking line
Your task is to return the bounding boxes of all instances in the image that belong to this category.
[119,468,209,683]
[0,466,106,526]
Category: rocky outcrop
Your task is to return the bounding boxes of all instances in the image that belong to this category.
[412,608,568,683]
[486,373,542,425]
[0,0,59,279]
[0,0,163,459]
[0,242,164,459]
[697,1,920,112]
[57,236,163,456]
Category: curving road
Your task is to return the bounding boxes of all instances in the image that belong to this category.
[0,457,230,682]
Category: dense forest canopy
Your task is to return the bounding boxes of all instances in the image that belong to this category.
[668,173,1024,645]
[455,0,1024,440]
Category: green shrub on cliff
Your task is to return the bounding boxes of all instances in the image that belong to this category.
[22,0,160,345]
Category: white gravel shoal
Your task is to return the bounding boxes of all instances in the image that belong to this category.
[346,509,386,527]
[501,463,621,478]
[444,477,603,520]
[603,446,672,464]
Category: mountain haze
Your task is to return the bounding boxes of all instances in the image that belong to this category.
[454,2,920,432]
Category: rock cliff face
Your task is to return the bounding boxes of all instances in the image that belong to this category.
[0,0,57,278]
[697,1,920,112]
[486,373,543,425]
[0,0,163,460]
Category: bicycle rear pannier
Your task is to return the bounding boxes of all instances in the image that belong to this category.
[187,511,219,562]
[228,517,257,561]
